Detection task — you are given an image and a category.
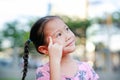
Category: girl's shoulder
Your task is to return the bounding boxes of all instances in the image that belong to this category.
[77,61,90,66]
[36,62,50,73]
[36,63,50,80]
[77,61,99,80]
[77,61,93,70]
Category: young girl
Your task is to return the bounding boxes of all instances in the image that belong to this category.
[22,16,99,80]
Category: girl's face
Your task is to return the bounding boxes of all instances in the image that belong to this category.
[44,18,76,55]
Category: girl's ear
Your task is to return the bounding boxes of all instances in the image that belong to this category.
[38,46,48,55]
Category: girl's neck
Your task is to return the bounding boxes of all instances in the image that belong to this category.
[60,54,79,77]
[61,54,75,65]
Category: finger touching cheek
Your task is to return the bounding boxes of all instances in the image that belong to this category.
[56,40,65,46]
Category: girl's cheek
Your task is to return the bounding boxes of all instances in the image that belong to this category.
[59,40,65,46]
[54,38,65,46]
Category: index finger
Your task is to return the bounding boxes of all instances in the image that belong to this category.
[48,36,53,48]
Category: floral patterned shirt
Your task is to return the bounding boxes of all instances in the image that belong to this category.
[36,62,99,80]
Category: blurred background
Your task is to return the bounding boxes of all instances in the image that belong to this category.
[0,0,120,80]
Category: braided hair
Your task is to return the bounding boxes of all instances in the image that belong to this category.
[22,40,31,80]
[22,16,60,80]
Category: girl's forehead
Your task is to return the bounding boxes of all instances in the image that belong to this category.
[44,18,65,35]
[47,18,64,26]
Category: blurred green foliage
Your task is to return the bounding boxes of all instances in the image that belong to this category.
[112,11,120,28]
[3,21,25,47]
[1,17,38,49]
[61,16,91,38]
[1,11,120,52]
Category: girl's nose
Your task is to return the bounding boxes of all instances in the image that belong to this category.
[65,32,71,42]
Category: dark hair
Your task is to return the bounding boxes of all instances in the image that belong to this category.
[22,16,60,80]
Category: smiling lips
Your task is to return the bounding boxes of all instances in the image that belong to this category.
[65,40,75,47]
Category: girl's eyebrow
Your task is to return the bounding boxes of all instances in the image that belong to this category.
[64,25,68,28]
[50,29,61,36]
[50,25,67,36]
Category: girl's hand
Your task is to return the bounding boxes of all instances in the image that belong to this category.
[48,37,63,62]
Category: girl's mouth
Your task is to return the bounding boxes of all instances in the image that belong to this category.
[66,40,75,47]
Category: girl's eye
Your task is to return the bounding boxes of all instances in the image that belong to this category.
[56,33,62,37]
[66,27,69,31]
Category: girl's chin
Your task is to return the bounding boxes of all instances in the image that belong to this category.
[63,46,76,54]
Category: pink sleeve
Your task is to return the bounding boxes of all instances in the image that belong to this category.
[85,62,99,80]
[36,65,50,80]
